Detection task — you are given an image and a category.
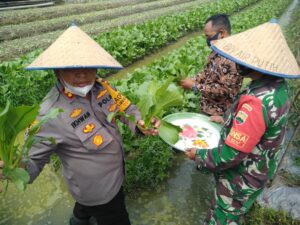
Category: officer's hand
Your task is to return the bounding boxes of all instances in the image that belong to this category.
[180,78,195,90]
[209,116,224,124]
[185,148,196,160]
[137,118,160,135]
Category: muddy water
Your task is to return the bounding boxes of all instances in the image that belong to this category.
[127,154,214,225]
[278,0,299,29]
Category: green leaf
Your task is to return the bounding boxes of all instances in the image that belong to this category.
[3,167,30,191]
[158,120,182,145]
[27,108,63,136]
[106,111,136,123]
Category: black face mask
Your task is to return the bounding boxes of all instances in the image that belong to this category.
[206,32,220,47]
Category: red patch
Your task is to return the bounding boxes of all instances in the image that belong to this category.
[226,128,249,148]
[225,95,266,153]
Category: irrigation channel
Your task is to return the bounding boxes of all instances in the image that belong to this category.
[0,1,299,224]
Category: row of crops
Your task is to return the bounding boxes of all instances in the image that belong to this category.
[0,0,294,192]
[0,0,212,60]
[0,0,260,107]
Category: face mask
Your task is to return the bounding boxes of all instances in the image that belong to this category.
[206,32,220,47]
[237,64,252,76]
[61,78,94,97]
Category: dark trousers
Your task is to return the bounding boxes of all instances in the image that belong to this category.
[73,187,131,225]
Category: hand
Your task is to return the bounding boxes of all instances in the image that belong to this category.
[185,148,196,160]
[137,118,160,135]
[180,78,195,90]
[209,116,224,124]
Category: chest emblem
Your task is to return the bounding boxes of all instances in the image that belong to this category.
[93,134,103,147]
[70,108,82,118]
[83,123,95,133]
[96,90,107,99]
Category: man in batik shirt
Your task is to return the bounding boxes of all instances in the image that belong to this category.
[185,20,300,225]
[180,14,243,116]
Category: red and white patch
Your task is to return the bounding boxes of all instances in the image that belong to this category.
[225,95,266,153]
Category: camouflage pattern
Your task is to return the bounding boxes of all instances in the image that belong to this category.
[195,52,243,116]
[194,76,290,225]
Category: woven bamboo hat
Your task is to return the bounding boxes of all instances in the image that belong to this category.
[26,24,123,70]
[211,20,300,78]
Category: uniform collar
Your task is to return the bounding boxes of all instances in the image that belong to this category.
[247,76,282,92]
[56,80,77,103]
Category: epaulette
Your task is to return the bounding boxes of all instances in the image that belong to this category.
[39,87,60,116]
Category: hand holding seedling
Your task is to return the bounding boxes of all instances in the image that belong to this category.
[137,118,160,136]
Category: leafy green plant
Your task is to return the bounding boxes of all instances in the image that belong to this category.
[244,203,300,225]
[0,101,62,191]
[136,77,183,144]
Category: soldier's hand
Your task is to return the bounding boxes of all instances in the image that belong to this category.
[185,148,196,160]
[180,78,195,90]
[137,118,160,136]
[209,116,224,124]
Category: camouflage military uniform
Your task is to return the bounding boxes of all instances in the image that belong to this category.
[194,76,290,225]
[195,52,243,116]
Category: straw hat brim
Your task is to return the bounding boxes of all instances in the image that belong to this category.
[211,21,300,79]
[26,25,123,70]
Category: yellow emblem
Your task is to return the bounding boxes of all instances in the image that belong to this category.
[64,89,73,98]
[70,108,82,118]
[93,134,103,147]
[83,123,95,133]
[96,90,107,99]
[109,104,118,112]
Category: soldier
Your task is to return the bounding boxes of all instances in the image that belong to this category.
[0,25,158,225]
[180,14,243,117]
[185,20,300,224]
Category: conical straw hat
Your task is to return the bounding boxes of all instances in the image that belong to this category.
[211,20,300,78]
[26,24,123,70]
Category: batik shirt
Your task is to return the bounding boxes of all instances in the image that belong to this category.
[195,76,290,192]
[195,52,243,116]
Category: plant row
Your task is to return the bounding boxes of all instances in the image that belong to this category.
[0,0,213,60]
[0,0,197,41]
[0,0,152,26]
[96,0,260,67]
[0,0,260,108]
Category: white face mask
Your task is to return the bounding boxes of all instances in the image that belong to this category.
[61,78,94,97]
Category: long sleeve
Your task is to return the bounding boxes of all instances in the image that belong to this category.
[195,144,248,173]
[27,118,62,183]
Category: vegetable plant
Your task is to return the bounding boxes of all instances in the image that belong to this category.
[0,101,62,191]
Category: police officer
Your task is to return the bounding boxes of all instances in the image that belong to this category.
[185,20,300,225]
[1,25,159,225]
